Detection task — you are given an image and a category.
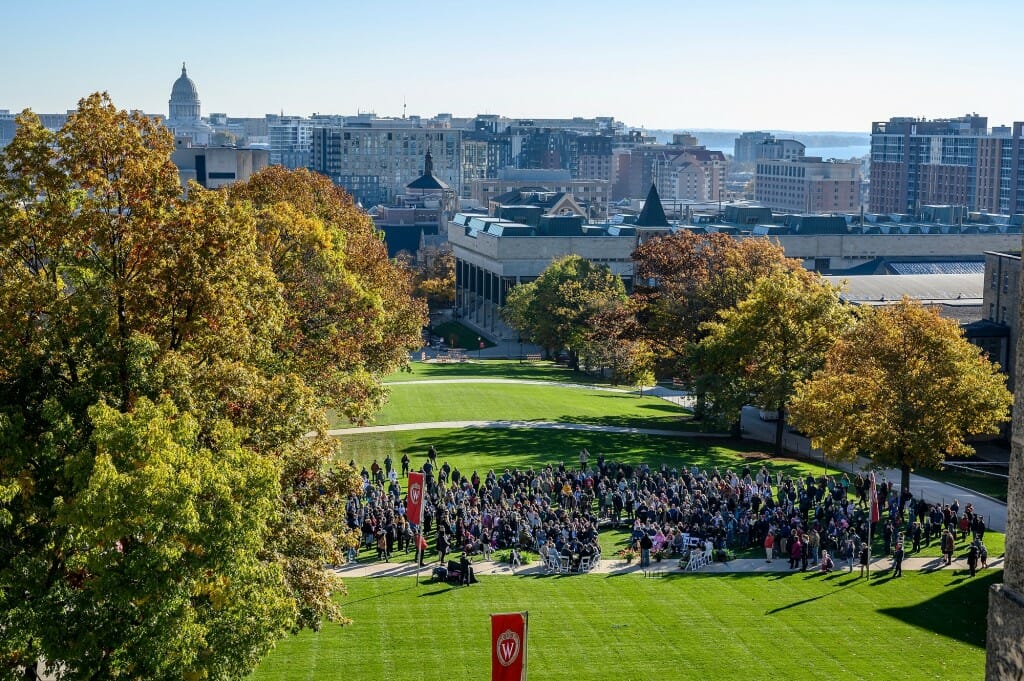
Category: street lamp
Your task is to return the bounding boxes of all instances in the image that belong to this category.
[477,336,482,360]
[518,336,523,364]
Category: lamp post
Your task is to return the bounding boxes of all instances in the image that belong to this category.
[477,336,482,360]
[518,336,523,364]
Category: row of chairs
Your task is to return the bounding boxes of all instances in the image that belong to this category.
[543,551,601,574]
[682,541,715,571]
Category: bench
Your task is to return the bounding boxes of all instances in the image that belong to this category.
[526,353,543,362]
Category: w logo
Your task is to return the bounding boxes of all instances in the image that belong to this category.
[496,630,520,667]
[410,483,421,504]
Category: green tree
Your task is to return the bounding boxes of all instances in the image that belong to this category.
[699,269,854,454]
[0,95,417,680]
[789,298,1012,495]
[502,255,626,365]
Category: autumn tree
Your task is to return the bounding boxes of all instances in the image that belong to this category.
[502,255,627,365]
[401,244,455,311]
[631,232,799,415]
[699,269,854,454]
[789,298,1012,495]
[0,95,422,680]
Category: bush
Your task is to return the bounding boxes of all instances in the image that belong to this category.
[495,549,533,565]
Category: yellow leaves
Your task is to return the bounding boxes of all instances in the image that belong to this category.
[791,298,1012,471]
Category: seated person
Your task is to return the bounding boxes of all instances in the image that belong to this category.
[820,550,834,573]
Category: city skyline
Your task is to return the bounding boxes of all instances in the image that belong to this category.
[4,0,1023,131]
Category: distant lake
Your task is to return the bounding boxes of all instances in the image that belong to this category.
[706,144,870,160]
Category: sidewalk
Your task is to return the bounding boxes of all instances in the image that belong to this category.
[332,554,1004,578]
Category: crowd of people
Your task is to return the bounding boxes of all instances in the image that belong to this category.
[344,447,991,577]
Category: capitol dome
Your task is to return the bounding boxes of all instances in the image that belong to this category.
[168,62,201,121]
[166,62,211,145]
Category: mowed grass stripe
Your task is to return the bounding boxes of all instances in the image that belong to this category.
[252,572,992,680]
[333,382,695,430]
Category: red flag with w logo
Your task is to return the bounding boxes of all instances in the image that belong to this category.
[407,471,425,525]
[491,612,528,681]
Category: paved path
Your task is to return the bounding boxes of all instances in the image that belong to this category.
[328,420,724,438]
[333,554,1004,578]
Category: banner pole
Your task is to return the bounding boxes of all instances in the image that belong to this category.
[416,526,422,585]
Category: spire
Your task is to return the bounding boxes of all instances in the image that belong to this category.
[181,62,187,76]
[635,183,669,227]
[424,149,433,176]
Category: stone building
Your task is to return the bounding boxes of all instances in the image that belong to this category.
[986,253,1024,677]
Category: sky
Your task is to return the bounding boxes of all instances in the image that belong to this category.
[3,0,1023,132]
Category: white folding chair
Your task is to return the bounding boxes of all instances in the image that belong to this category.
[559,555,571,574]
[579,556,591,573]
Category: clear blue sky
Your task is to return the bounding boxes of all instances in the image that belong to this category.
[4,0,1022,132]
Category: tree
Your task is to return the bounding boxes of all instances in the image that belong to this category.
[631,232,798,416]
[789,298,1012,495]
[401,244,455,311]
[502,255,626,364]
[0,95,420,680]
[699,269,854,454]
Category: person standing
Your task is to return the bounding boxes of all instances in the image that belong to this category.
[941,529,955,566]
[401,453,410,477]
[764,530,775,563]
[789,535,802,570]
[579,448,590,472]
[639,531,654,568]
[967,542,979,577]
[892,542,905,578]
[858,544,870,578]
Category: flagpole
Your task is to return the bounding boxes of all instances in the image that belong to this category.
[416,525,422,585]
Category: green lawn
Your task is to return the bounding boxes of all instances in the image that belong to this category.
[252,571,996,680]
[337,382,696,430]
[335,428,815,481]
[387,358,612,384]
[431,321,496,349]
[918,465,1008,502]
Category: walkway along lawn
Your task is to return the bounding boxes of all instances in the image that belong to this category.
[251,571,996,681]
[385,358,614,384]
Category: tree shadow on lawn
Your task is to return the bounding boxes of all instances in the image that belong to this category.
[877,570,1000,648]
[397,428,816,479]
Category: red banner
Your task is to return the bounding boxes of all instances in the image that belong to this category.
[491,612,527,681]
[407,471,425,525]
[869,472,880,524]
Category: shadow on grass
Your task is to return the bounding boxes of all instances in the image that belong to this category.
[340,583,417,607]
[387,429,821,480]
[878,570,1000,648]
[765,578,862,614]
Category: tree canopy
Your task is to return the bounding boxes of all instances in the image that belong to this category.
[502,255,627,361]
[631,231,798,382]
[789,298,1012,495]
[0,94,424,680]
[699,269,854,453]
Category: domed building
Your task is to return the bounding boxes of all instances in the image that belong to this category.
[166,62,212,146]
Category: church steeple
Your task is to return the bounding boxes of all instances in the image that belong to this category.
[424,149,434,176]
[181,62,187,77]
[635,183,669,227]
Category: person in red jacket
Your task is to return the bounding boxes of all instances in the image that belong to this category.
[764,532,775,563]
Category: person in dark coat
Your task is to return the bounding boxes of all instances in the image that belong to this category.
[967,542,979,577]
[892,542,905,578]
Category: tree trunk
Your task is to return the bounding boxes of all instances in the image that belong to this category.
[900,464,911,499]
[774,406,786,458]
[730,418,742,439]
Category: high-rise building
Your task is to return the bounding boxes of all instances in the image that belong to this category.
[755,157,860,213]
[869,114,1024,215]
[758,137,805,161]
[734,131,772,162]
[309,120,462,207]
